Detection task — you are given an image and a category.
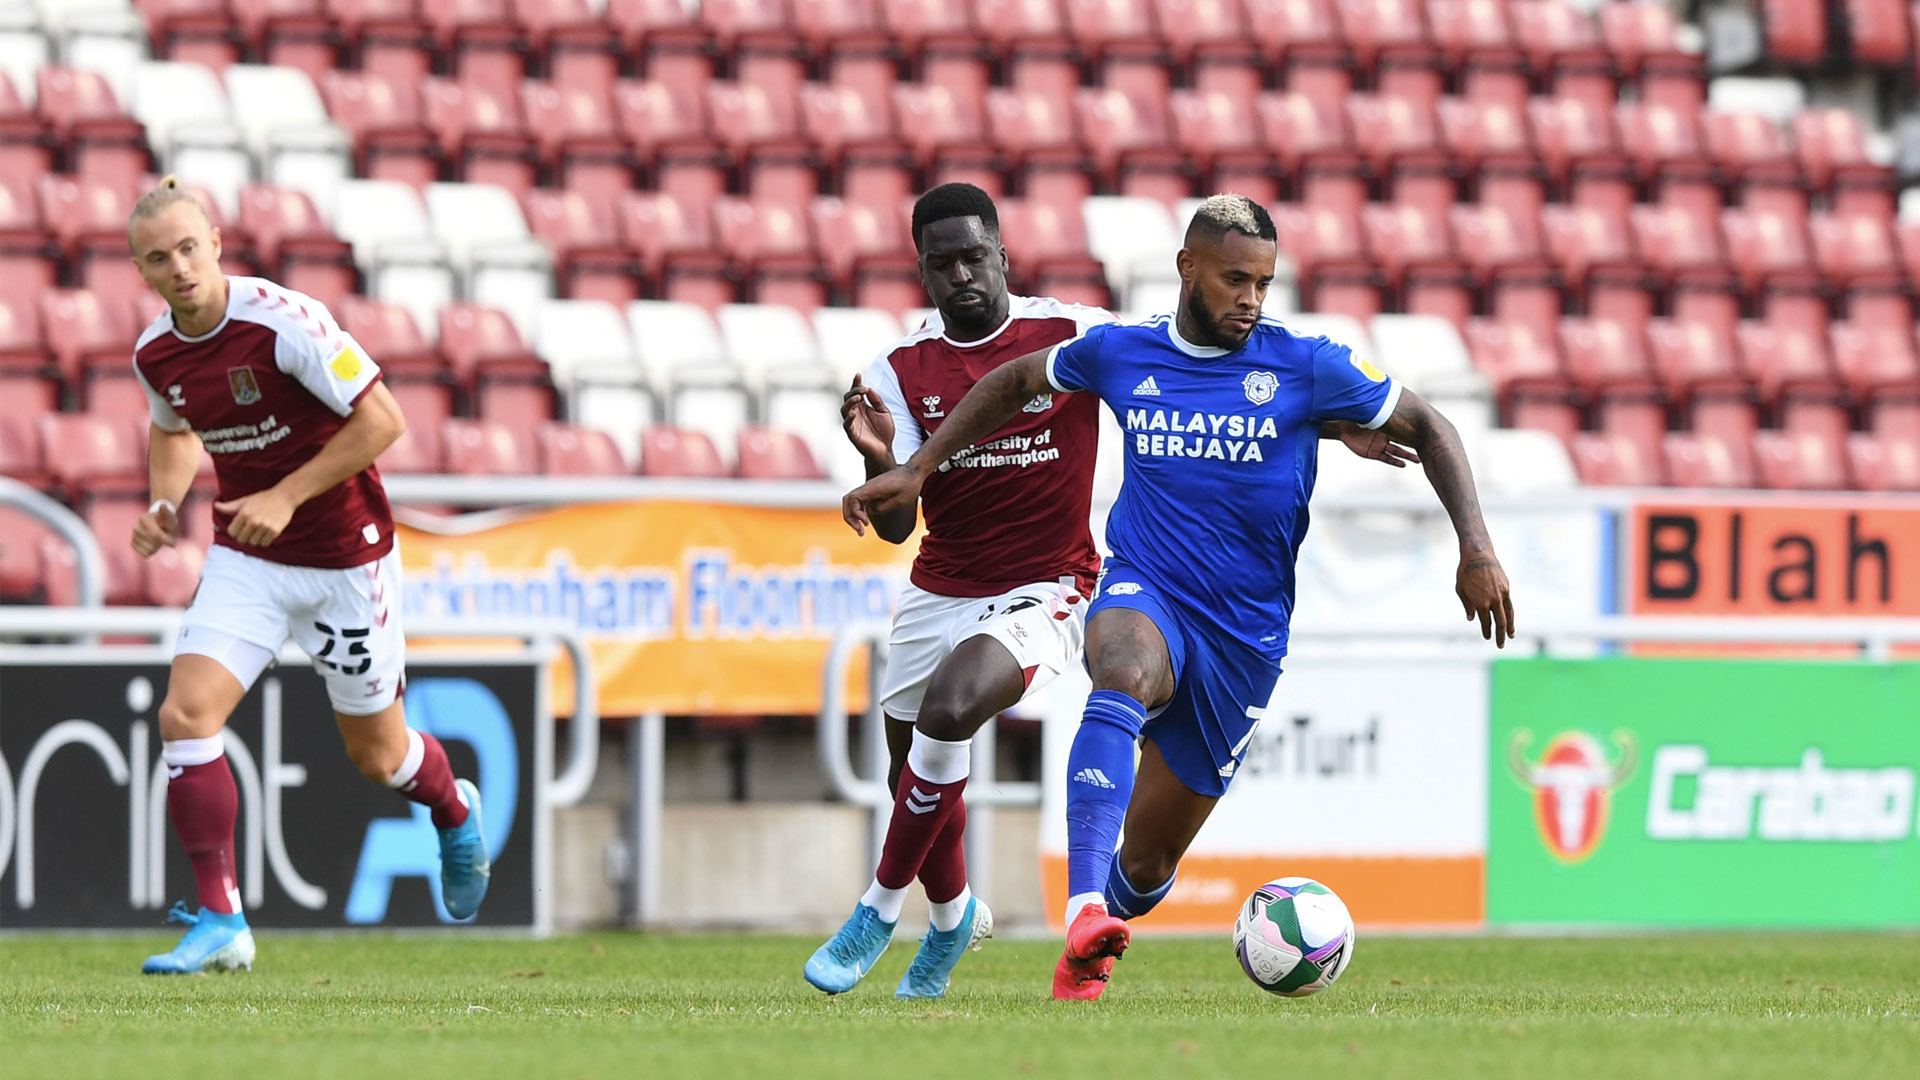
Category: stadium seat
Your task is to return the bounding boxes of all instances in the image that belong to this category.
[1664,430,1755,489]
[237,183,356,295]
[329,0,436,85]
[800,81,911,206]
[421,181,554,329]
[522,188,636,304]
[331,179,452,334]
[986,86,1092,208]
[1346,94,1452,212]
[613,79,727,208]
[998,199,1111,308]
[1630,203,1733,292]
[1809,212,1904,292]
[1368,313,1490,401]
[1559,316,1658,399]
[1570,431,1665,487]
[1477,427,1579,495]
[605,0,708,60]
[627,299,732,397]
[439,301,541,382]
[1760,0,1827,64]
[1464,317,1570,403]
[1847,432,1920,491]
[0,504,57,600]
[537,421,629,475]
[811,306,905,386]
[223,64,349,197]
[1721,207,1819,297]
[1074,87,1187,202]
[40,411,144,495]
[1793,108,1894,200]
[706,80,816,205]
[1450,202,1551,291]
[1360,202,1467,315]
[36,173,135,270]
[619,191,734,310]
[441,417,536,475]
[131,61,250,200]
[419,0,525,90]
[1647,317,1748,404]
[736,424,829,480]
[1829,322,1920,400]
[77,493,147,605]
[422,77,538,196]
[232,0,335,84]
[380,418,445,473]
[514,0,619,89]
[39,286,128,391]
[639,425,728,478]
[1754,428,1849,490]
[1736,319,1840,405]
[532,297,637,389]
[519,81,634,200]
[336,295,445,373]
[1273,203,1377,318]
[35,66,149,181]
[1170,89,1278,204]
[141,538,206,608]
[322,70,439,188]
[809,197,919,313]
[713,197,828,311]
[892,81,996,188]
[1527,95,1630,209]
[1256,93,1365,213]
[0,409,47,491]
[1080,196,1180,302]
[1437,97,1535,186]
[717,302,828,391]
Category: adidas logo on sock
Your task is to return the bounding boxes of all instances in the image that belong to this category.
[1073,767,1116,789]
[1132,376,1161,397]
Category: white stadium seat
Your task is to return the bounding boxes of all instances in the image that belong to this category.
[1369,314,1491,398]
[532,299,638,389]
[811,306,904,387]
[572,382,657,467]
[131,60,233,153]
[717,303,827,392]
[1273,312,1374,359]
[222,64,350,205]
[766,386,860,486]
[1081,196,1181,293]
[56,5,144,107]
[422,182,553,335]
[331,179,436,262]
[1476,428,1577,496]
[673,384,752,467]
[628,300,732,396]
[0,8,50,108]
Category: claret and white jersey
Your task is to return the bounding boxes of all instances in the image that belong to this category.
[134,275,393,569]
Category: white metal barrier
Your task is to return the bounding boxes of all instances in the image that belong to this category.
[0,477,106,608]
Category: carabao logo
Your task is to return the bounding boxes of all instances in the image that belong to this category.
[1507,728,1638,863]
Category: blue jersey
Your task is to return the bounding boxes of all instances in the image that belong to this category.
[1045,313,1399,659]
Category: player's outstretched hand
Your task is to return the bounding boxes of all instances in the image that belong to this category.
[843,465,922,537]
[841,374,896,463]
[130,501,179,558]
[1337,421,1420,468]
[215,488,297,548]
[1457,550,1516,648]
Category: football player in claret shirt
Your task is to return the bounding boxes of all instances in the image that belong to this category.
[124,177,490,974]
[846,194,1515,1000]
[807,184,1420,999]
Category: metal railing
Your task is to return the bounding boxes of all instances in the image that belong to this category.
[0,477,105,608]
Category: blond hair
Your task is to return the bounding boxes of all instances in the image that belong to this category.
[127,175,211,241]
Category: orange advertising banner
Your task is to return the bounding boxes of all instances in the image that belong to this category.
[1629,503,1920,616]
[395,502,917,716]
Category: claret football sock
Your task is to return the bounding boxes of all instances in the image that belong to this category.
[163,737,241,915]
[871,730,972,899]
[385,729,469,829]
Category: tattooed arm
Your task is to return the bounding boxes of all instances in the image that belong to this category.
[842,346,1053,534]
[1374,388,1517,646]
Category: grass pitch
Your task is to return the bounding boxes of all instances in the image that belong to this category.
[4,931,1919,1079]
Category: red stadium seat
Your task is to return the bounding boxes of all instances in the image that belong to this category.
[1065,0,1165,73]
[1360,201,1462,293]
[1845,0,1913,64]
[1736,319,1840,404]
[0,505,56,599]
[1449,202,1551,287]
[1153,0,1259,78]
[1528,95,1631,213]
[1171,90,1278,203]
[974,0,1075,96]
[1345,93,1447,182]
[1596,0,1683,77]
[337,295,446,374]
[34,67,149,182]
[321,70,439,187]
[0,175,54,294]
[715,197,828,310]
[1512,1,1614,110]
[329,0,437,84]
[1465,318,1570,402]
[421,0,526,89]
[0,411,48,491]
[614,80,727,208]
[1560,316,1658,398]
[142,540,208,608]
[237,1,338,84]
[237,184,356,285]
[1630,203,1732,291]
[737,425,829,480]
[892,83,997,187]
[39,288,129,391]
[514,0,620,90]
[801,82,912,205]
[1256,93,1366,212]
[437,303,550,400]
[986,88,1092,209]
[1648,317,1748,402]
[1721,207,1819,297]
[381,422,444,473]
[1755,428,1849,490]
[1792,108,1888,196]
[36,174,137,272]
[1847,432,1920,491]
[522,188,637,303]
[537,422,628,475]
[809,196,918,305]
[1703,110,1801,189]
[620,192,734,308]
[80,494,150,605]
[1540,203,1644,301]
[1761,0,1827,63]
[1274,203,1378,316]
[640,425,728,477]
[1663,431,1755,489]
[1074,87,1187,201]
[1438,97,1536,178]
[422,77,539,195]
[1810,212,1904,291]
[39,412,145,494]
[605,0,707,57]
[1570,431,1666,486]
[139,0,244,69]
[1829,322,1920,400]
[1615,102,1711,187]
[442,417,536,474]
[520,81,635,200]
[1334,0,1436,75]
[1428,0,1528,105]
[882,0,981,57]
[996,199,1111,308]
[706,80,817,205]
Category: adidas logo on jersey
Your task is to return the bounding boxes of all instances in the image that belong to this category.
[1132,376,1161,397]
[1073,767,1117,789]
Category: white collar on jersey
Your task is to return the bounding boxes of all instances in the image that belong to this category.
[940,308,1016,349]
[168,275,235,343]
[1165,315,1231,358]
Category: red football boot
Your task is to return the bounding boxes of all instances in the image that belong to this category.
[1051,902,1130,1000]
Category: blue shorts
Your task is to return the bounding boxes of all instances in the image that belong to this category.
[1087,559,1283,798]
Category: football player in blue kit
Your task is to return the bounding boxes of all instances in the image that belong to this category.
[843,194,1516,1000]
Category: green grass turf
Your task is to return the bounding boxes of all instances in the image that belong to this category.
[4,932,1920,1080]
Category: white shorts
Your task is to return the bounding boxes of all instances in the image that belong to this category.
[175,544,406,716]
[879,579,1086,724]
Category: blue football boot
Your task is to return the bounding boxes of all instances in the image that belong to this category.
[804,902,896,993]
[439,778,491,921]
[895,897,994,999]
[142,902,255,975]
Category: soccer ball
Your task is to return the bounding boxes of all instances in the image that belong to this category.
[1232,877,1356,997]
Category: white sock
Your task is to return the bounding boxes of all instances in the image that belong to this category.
[1065,891,1106,927]
[861,880,907,923]
[384,729,426,789]
[162,735,226,768]
[930,885,972,933]
[906,729,971,784]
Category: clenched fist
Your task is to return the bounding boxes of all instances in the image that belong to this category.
[131,501,179,558]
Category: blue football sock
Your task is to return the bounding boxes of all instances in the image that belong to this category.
[1065,690,1146,904]
[1103,853,1175,919]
